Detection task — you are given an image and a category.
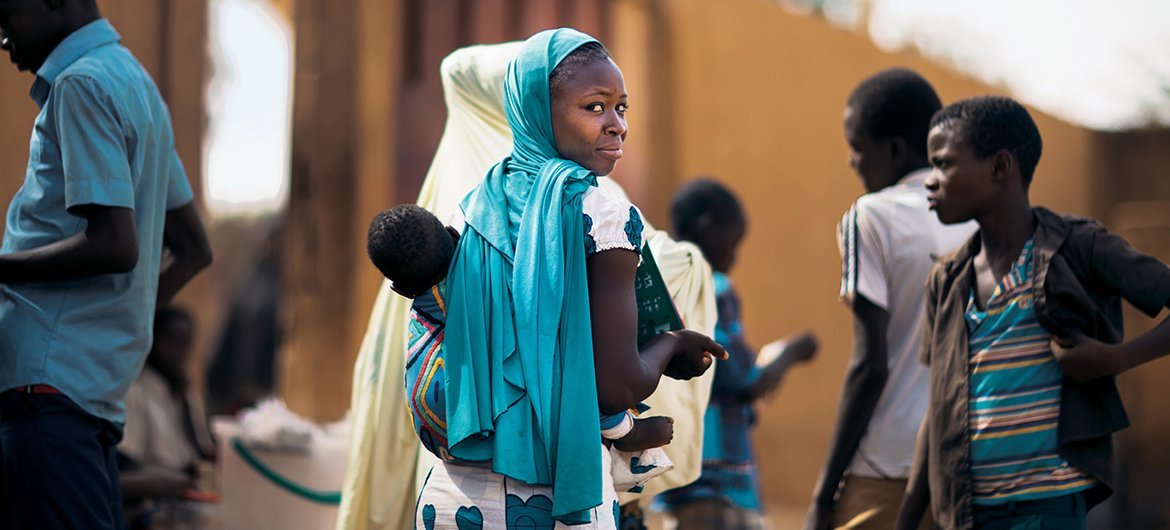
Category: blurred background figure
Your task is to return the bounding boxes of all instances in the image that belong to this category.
[120,307,217,529]
[206,220,285,416]
[658,179,819,530]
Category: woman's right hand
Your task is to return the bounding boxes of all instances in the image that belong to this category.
[661,329,727,380]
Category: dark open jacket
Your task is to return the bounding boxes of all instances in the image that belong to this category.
[921,207,1170,530]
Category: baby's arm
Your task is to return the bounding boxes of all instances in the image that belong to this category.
[600,411,674,452]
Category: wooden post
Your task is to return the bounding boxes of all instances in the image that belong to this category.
[283,0,400,422]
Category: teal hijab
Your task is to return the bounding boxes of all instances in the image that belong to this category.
[443,28,606,524]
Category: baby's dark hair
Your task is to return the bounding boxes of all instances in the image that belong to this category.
[847,68,942,158]
[367,205,454,288]
[931,96,1043,185]
[669,178,745,239]
[549,41,611,97]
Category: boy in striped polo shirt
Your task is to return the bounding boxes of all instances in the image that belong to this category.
[896,96,1170,530]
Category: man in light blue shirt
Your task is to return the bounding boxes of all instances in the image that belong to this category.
[0,1,211,527]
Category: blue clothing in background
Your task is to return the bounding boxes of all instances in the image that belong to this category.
[660,272,764,511]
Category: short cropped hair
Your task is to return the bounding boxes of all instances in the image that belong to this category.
[931,96,1043,184]
[366,205,453,287]
[669,178,745,238]
[846,68,942,157]
[549,41,611,97]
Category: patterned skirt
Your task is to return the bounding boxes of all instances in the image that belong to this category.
[416,445,620,529]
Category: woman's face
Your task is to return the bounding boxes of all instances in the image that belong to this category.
[550,57,628,176]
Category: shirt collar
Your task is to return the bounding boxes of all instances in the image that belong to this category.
[942,207,1069,278]
[29,19,120,107]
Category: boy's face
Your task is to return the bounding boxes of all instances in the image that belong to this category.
[843,105,896,194]
[925,123,998,225]
[0,0,60,73]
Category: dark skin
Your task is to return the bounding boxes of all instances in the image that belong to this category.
[612,416,673,452]
[586,249,725,414]
[0,0,212,297]
[551,55,725,415]
[0,0,101,74]
[157,203,214,306]
[843,105,924,194]
[682,210,745,276]
[895,121,1170,529]
[805,106,933,530]
[549,57,628,177]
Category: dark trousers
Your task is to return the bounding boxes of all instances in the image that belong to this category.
[0,390,125,530]
[972,492,1086,530]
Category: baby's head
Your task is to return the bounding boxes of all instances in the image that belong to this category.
[367,205,457,299]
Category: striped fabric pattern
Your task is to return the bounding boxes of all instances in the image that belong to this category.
[406,283,474,463]
[838,205,859,301]
[965,239,1095,505]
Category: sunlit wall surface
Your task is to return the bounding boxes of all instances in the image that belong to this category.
[204,0,293,216]
[781,0,1170,130]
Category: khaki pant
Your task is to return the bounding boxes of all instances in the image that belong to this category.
[832,475,933,530]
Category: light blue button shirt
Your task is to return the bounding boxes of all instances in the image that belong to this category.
[0,19,194,425]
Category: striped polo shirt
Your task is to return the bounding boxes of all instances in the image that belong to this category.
[965,238,1095,505]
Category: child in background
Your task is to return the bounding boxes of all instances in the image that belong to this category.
[659,179,819,530]
[120,308,218,529]
[366,205,675,489]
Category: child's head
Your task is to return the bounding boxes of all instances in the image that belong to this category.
[670,179,747,273]
[924,96,1043,225]
[149,306,195,390]
[844,68,942,193]
[548,41,628,176]
[367,205,456,299]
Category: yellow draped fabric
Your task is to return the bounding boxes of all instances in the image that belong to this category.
[335,41,716,530]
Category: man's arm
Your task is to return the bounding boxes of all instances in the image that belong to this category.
[156,203,212,306]
[804,294,889,530]
[894,413,931,530]
[0,205,138,282]
[1053,317,1170,381]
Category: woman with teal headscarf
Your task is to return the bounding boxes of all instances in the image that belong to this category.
[415,29,725,529]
